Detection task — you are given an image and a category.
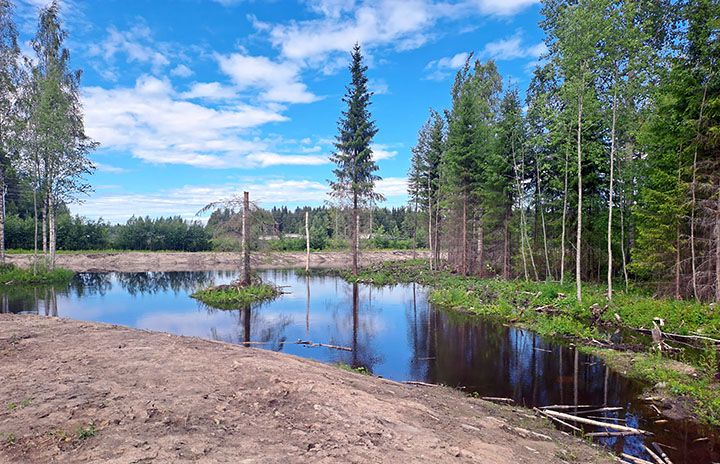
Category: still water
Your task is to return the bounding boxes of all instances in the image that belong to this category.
[1,269,718,463]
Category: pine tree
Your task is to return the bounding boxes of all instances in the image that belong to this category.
[329,43,382,275]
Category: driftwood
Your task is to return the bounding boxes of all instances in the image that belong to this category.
[534,408,582,433]
[643,445,665,464]
[651,443,673,464]
[621,453,654,464]
[575,406,624,415]
[403,380,437,387]
[541,409,651,435]
[290,340,352,352]
[585,431,640,437]
[635,327,720,345]
[540,404,595,410]
[479,396,514,404]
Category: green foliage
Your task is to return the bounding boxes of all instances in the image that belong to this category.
[329,43,382,207]
[336,363,370,375]
[191,283,280,309]
[0,263,73,284]
[75,423,97,440]
[115,216,211,252]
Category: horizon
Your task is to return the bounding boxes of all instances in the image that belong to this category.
[12,0,545,223]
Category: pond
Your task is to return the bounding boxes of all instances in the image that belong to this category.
[1,269,718,463]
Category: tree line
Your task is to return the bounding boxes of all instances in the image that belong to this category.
[408,0,719,302]
[0,0,95,269]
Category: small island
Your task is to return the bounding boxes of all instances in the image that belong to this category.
[191,281,280,309]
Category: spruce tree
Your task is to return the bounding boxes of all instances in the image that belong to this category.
[329,43,382,275]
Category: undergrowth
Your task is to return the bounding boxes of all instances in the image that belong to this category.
[345,259,720,426]
[0,263,74,285]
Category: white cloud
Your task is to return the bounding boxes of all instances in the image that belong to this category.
[469,0,539,16]
[481,32,546,61]
[251,0,538,69]
[82,75,310,169]
[170,64,193,78]
[215,53,319,104]
[94,162,128,174]
[264,0,436,63]
[87,25,170,77]
[181,82,237,100]
[371,144,397,161]
[73,176,409,223]
[376,177,407,197]
[424,51,469,80]
[368,78,389,95]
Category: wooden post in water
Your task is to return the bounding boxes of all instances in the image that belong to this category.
[305,210,310,272]
[240,191,251,286]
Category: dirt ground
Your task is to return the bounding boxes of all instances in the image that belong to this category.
[0,315,613,464]
[6,250,429,272]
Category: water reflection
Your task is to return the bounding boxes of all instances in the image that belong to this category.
[0,270,718,463]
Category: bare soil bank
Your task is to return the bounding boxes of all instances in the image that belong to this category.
[6,250,429,272]
[0,315,612,464]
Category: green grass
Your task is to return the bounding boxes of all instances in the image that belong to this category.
[1,432,16,445]
[346,260,720,426]
[0,263,74,285]
[336,362,370,375]
[75,423,97,440]
[191,283,280,309]
[580,346,720,426]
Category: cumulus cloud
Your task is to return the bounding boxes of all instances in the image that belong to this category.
[425,51,470,80]
[262,0,436,63]
[82,75,330,169]
[470,0,540,16]
[215,53,319,104]
[249,0,539,68]
[481,32,547,61]
[181,82,237,100]
[73,176,409,223]
[170,64,193,78]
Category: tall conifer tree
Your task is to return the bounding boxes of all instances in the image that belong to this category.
[329,43,382,275]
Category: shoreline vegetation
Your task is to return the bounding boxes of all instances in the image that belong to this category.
[343,260,720,427]
[0,263,74,286]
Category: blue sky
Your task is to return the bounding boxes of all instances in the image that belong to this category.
[15,0,545,223]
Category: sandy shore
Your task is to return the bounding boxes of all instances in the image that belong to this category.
[6,250,430,272]
[0,315,612,463]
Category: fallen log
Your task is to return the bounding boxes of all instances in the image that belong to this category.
[479,396,514,404]
[643,445,665,464]
[585,431,642,437]
[651,443,673,464]
[540,404,595,410]
[541,409,652,435]
[621,453,654,464]
[534,407,582,433]
[403,380,437,387]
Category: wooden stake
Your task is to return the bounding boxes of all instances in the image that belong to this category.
[305,210,310,272]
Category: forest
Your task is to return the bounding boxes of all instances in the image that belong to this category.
[1,0,719,303]
[407,0,720,302]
